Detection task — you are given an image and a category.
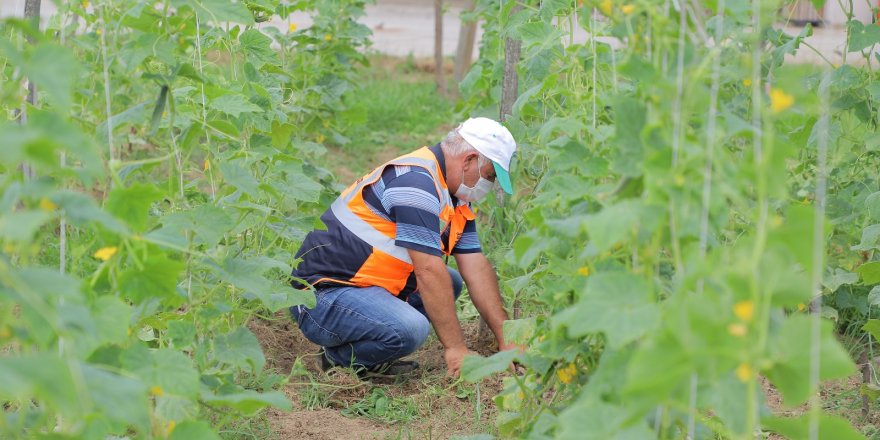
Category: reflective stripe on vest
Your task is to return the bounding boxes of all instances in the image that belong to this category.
[326,147,474,294]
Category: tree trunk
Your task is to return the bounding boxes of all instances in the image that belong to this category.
[499,2,523,122]
[19,0,41,181]
[434,0,446,96]
[452,0,477,97]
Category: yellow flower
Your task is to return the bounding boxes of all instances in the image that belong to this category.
[599,0,613,16]
[735,363,753,382]
[96,28,102,36]
[770,215,783,228]
[39,197,57,212]
[316,134,325,143]
[556,362,577,384]
[203,158,210,171]
[166,420,177,436]
[733,300,754,322]
[797,303,806,312]
[0,327,10,338]
[82,0,89,8]
[3,243,14,254]
[93,246,118,261]
[770,88,794,113]
[324,34,332,42]
[621,4,635,14]
[577,266,590,276]
[322,119,330,128]
[674,174,685,186]
[742,78,752,87]
[150,385,164,396]
[288,23,297,33]
[727,323,747,337]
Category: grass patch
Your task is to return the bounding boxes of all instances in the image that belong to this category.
[331,54,456,177]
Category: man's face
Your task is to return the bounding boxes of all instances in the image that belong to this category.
[462,153,497,188]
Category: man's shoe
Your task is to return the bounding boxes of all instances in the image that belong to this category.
[355,359,420,379]
[319,348,419,379]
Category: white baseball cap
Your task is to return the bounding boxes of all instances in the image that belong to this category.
[457,117,517,194]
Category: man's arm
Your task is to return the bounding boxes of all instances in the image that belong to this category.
[408,249,470,376]
[453,252,516,350]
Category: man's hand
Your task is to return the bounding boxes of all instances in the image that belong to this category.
[498,341,526,353]
[444,346,476,378]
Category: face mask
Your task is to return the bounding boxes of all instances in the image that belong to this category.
[455,164,494,202]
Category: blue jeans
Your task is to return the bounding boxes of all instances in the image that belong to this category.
[290,267,463,368]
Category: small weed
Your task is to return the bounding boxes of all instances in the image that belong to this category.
[343,387,418,425]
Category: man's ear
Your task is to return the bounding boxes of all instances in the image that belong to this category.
[464,152,480,166]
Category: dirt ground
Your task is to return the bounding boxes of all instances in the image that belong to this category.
[249,311,504,440]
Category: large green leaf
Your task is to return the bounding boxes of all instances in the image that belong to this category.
[118,252,185,305]
[763,412,865,440]
[212,327,265,373]
[857,261,880,285]
[82,365,151,431]
[201,389,292,414]
[852,224,880,251]
[554,272,659,348]
[53,190,128,234]
[23,43,79,111]
[0,354,79,417]
[121,346,200,398]
[93,296,131,346]
[847,20,880,53]
[210,94,262,118]
[105,183,163,232]
[460,350,518,382]
[0,210,52,242]
[240,29,279,68]
[866,191,880,221]
[557,397,653,440]
[218,161,260,196]
[169,421,222,440]
[764,316,856,407]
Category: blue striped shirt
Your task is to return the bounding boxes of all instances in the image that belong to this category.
[361,145,481,257]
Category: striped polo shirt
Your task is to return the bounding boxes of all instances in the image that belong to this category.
[362,143,481,256]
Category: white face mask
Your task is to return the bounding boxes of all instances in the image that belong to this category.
[455,164,493,202]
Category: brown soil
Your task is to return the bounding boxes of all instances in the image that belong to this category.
[249,310,504,440]
[761,373,880,438]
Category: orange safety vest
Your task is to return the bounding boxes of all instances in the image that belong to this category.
[292,146,475,296]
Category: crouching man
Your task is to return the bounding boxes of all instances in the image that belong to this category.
[289,117,519,379]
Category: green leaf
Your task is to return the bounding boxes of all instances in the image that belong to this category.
[764,315,856,407]
[169,421,222,440]
[25,43,80,111]
[118,252,184,305]
[218,161,259,196]
[281,169,323,202]
[240,29,279,68]
[210,94,262,118]
[868,286,880,306]
[105,183,163,232]
[557,397,654,440]
[823,268,858,292]
[213,327,265,373]
[864,319,880,342]
[202,389,292,414]
[460,350,517,382]
[167,320,197,349]
[847,20,880,53]
[0,354,79,417]
[583,200,657,252]
[93,296,131,346]
[858,261,880,285]
[503,317,536,345]
[852,224,880,251]
[82,365,150,431]
[763,412,865,440]
[53,190,127,234]
[193,0,255,25]
[866,192,880,222]
[0,210,52,242]
[555,273,659,348]
[121,346,200,398]
[610,97,646,177]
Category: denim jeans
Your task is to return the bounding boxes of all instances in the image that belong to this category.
[290,267,463,368]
